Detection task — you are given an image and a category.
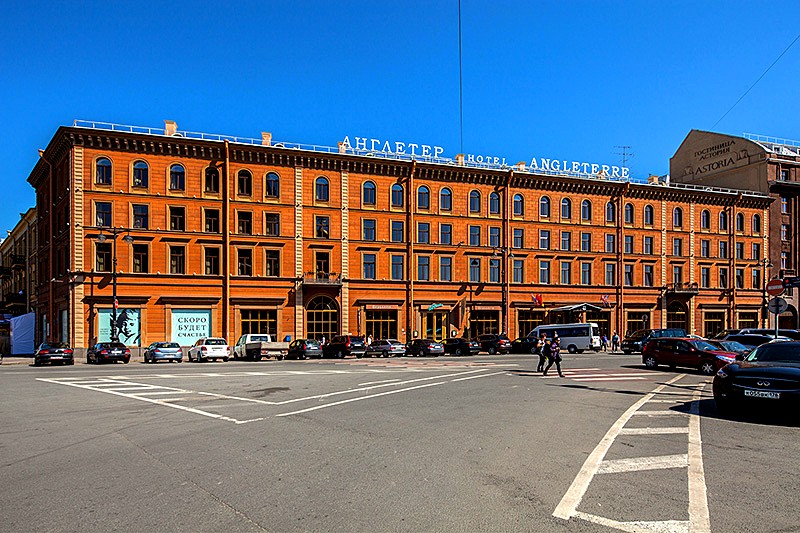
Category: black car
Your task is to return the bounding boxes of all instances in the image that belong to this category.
[406,339,444,357]
[323,335,366,358]
[510,337,540,354]
[476,334,511,355]
[621,328,686,354]
[34,342,74,366]
[287,339,323,359]
[717,333,789,350]
[87,342,131,364]
[713,341,800,414]
[712,328,800,341]
[442,338,479,356]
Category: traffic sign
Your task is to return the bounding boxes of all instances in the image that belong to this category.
[766,278,785,296]
[768,297,789,314]
[784,276,800,289]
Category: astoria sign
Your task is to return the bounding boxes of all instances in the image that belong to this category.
[340,135,630,179]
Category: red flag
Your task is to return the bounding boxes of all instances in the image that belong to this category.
[114,298,119,310]
[600,295,610,307]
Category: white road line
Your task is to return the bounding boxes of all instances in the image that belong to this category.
[450,371,506,382]
[573,512,689,533]
[563,372,654,378]
[597,454,688,474]
[618,427,689,435]
[632,410,689,416]
[133,390,188,396]
[572,377,647,382]
[358,379,402,386]
[688,385,711,533]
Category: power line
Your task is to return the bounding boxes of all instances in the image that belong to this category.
[458,0,464,154]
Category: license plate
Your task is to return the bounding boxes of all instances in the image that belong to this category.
[744,390,780,399]
[111,350,121,354]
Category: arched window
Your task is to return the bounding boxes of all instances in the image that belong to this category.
[306,295,339,342]
[362,181,376,205]
[752,214,762,234]
[719,211,728,231]
[673,207,683,228]
[644,205,654,226]
[391,183,404,207]
[581,200,592,221]
[237,169,253,196]
[469,190,481,213]
[417,186,430,209]
[513,194,524,217]
[605,201,616,223]
[540,196,551,218]
[440,188,452,211]
[132,160,148,187]
[96,157,112,185]
[265,172,280,198]
[736,213,745,232]
[701,209,710,229]
[315,177,329,202]
[169,164,185,190]
[561,198,572,219]
[489,192,500,214]
[205,167,220,193]
[624,203,634,224]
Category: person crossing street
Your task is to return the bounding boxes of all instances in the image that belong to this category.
[543,334,564,377]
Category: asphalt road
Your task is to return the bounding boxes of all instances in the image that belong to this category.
[1,353,798,532]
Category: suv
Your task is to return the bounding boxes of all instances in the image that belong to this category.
[87,342,131,364]
[323,335,366,358]
[621,328,686,354]
[406,339,445,357]
[188,337,230,363]
[642,337,737,375]
[476,334,511,354]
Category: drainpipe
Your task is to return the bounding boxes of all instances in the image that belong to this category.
[407,160,416,343]
[223,141,230,341]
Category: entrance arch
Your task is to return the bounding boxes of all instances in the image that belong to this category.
[306,295,339,342]
[666,302,688,332]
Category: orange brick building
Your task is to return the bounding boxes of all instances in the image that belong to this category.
[28,121,772,351]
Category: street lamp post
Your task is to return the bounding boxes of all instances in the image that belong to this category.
[96,227,134,342]
[761,258,774,329]
[492,246,512,335]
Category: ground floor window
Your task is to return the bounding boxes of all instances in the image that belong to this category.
[241,309,277,336]
[365,310,398,340]
[625,311,651,337]
[666,302,688,331]
[469,310,500,338]
[422,311,448,341]
[518,309,545,337]
[737,311,758,329]
[307,296,338,342]
[586,310,611,339]
[703,311,726,338]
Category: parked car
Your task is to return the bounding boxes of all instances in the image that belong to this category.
[442,337,480,356]
[713,341,800,414]
[188,337,230,362]
[365,338,406,358]
[286,339,323,359]
[712,328,800,341]
[323,335,367,358]
[406,339,444,357]
[716,333,791,350]
[87,342,131,364]
[642,337,737,375]
[707,339,751,358]
[621,328,687,354]
[143,342,183,363]
[475,333,511,355]
[510,337,540,354]
[232,334,289,361]
[34,342,74,366]
[527,323,601,353]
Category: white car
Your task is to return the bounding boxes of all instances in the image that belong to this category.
[188,337,230,362]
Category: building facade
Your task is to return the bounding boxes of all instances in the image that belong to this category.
[0,207,38,316]
[671,130,798,327]
[27,121,772,351]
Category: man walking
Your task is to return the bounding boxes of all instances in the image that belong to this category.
[535,332,548,372]
[543,334,564,377]
[611,331,620,352]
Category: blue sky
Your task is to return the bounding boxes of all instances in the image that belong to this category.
[2,0,800,233]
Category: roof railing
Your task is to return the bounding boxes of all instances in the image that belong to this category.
[744,132,800,148]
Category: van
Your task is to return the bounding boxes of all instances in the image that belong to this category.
[620,328,686,354]
[528,323,601,354]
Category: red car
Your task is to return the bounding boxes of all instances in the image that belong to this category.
[642,337,737,375]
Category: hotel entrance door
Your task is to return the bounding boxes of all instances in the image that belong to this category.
[422,311,448,341]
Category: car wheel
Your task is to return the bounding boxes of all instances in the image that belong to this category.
[567,345,578,354]
[455,348,462,356]
[34,359,41,366]
[644,356,658,369]
[356,352,363,358]
[337,351,343,359]
[699,360,715,376]
[223,357,229,362]
[87,356,91,364]
[488,346,497,355]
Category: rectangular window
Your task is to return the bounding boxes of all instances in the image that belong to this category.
[701,267,710,288]
[736,268,745,289]
[469,226,481,246]
[316,216,330,239]
[719,241,728,259]
[132,244,148,273]
[782,224,790,241]
[735,242,744,260]
[752,268,760,289]
[580,262,591,285]
[264,250,280,277]
[364,253,376,279]
[781,198,788,214]
[513,259,524,283]
[417,255,430,281]
[205,247,220,275]
[605,234,616,253]
[782,251,789,270]
[624,264,634,286]
[701,240,710,258]
[643,236,653,255]
[539,260,550,284]
[132,204,149,229]
[672,238,682,256]
[624,235,633,254]
[439,256,452,281]
[205,167,220,193]
[237,249,253,276]
[363,219,376,241]
[489,227,500,247]
[513,228,524,249]
[391,255,404,280]
[170,246,185,274]
[418,222,430,244]
[489,259,500,283]
[469,258,481,282]
[96,202,112,227]
[719,267,728,288]
[237,211,253,235]
[539,230,550,250]
[605,263,616,286]
[96,243,111,272]
[673,265,683,285]
[560,261,571,285]
[562,231,572,251]
[752,243,761,260]
[204,209,220,233]
[264,214,280,236]
[581,232,591,252]
[643,264,654,287]
[170,206,186,231]
[440,223,452,245]
[780,169,789,181]
[391,221,404,242]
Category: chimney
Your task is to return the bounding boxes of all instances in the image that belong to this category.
[516,161,527,171]
[261,132,272,146]
[164,120,178,136]
[647,175,660,184]
[455,154,465,166]
[338,142,347,154]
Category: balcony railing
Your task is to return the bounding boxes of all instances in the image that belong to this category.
[666,282,700,295]
[301,272,342,286]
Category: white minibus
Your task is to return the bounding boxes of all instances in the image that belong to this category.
[527,322,601,353]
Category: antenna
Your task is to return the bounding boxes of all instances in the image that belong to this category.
[615,145,634,167]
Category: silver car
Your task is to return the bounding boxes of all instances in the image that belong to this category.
[365,338,406,357]
[144,341,183,363]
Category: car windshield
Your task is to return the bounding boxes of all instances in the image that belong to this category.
[205,339,227,345]
[304,340,320,347]
[103,343,126,349]
[41,342,70,349]
[745,343,800,364]
[627,330,648,340]
[249,335,270,342]
[690,340,723,352]
[157,342,180,348]
[719,341,748,352]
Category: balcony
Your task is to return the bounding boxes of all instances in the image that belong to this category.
[666,282,700,295]
[301,271,343,286]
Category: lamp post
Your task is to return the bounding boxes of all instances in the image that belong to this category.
[761,258,774,329]
[96,227,134,342]
[492,246,512,335]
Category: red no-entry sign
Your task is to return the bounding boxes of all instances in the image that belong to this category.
[766,278,785,296]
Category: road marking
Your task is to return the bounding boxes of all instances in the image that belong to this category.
[597,454,688,474]
[358,379,402,386]
[632,410,689,417]
[450,371,506,382]
[688,386,712,533]
[573,512,689,533]
[619,427,689,435]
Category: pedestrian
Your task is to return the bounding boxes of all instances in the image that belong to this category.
[543,334,564,377]
[366,334,373,346]
[320,335,326,346]
[600,333,608,351]
[535,332,548,372]
[611,331,620,352]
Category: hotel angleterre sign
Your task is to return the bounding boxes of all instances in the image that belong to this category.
[339,135,630,179]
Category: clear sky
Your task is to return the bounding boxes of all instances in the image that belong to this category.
[2,0,800,234]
